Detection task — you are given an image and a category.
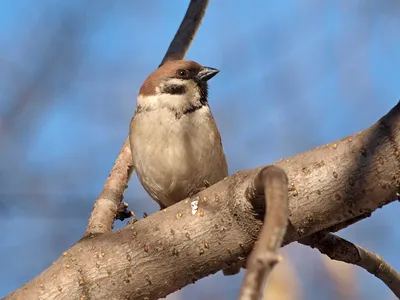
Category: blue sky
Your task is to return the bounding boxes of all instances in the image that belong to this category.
[0,1,399,299]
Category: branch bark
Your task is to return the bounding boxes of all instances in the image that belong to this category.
[7,102,400,300]
[239,166,289,300]
[301,233,400,298]
[84,0,209,237]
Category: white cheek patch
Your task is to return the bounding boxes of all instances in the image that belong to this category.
[158,93,189,109]
[164,78,187,86]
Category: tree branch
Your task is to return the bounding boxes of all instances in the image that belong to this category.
[239,166,289,300]
[301,232,400,298]
[84,0,209,236]
[7,102,400,300]
[160,0,209,66]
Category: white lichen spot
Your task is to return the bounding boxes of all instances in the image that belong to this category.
[191,197,199,215]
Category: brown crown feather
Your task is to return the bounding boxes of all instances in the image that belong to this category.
[139,60,203,97]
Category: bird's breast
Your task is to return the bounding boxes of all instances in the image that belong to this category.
[133,107,214,170]
[130,106,227,205]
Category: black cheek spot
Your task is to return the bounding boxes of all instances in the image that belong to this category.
[163,84,187,95]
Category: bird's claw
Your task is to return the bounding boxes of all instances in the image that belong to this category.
[188,181,210,198]
[115,202,135,222]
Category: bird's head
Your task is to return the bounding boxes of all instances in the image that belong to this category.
[137,60,219,113]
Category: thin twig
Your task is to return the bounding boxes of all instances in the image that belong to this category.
[84,0,210,236]
[301,232,400,298]
[239,166,289,300]
[160,0,209,65]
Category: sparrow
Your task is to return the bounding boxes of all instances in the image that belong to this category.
[129,60,228,209]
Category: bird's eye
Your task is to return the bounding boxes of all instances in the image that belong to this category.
[177,69,188,78]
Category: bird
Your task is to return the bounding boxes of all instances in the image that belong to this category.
[129,59,228,209]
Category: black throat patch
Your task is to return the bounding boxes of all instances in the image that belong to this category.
[171,103,206,120]
[182,103,205,115]
[198,80,208,106]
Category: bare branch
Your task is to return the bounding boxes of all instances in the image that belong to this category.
[239,166,289,300]
[84,140,134,236]
[160,0,209,65]
[84,0,210,236]
[301,232,400,298]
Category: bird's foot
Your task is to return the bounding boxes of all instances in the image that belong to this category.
[116,202,136,222]
[187,180,211,198]
[222,257,246,276]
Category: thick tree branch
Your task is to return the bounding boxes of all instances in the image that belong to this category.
[239,166,289,300]
[7,102,400,299]
[301,233,400,298]
[84,0,209,236]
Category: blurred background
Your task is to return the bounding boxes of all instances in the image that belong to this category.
[1,0,400,299]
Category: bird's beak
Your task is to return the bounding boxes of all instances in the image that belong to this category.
[197,66,220,82]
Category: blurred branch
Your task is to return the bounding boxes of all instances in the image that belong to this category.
[262,255,301,300]
[320,254,358,300]
[84,0,210,236]
[0,6,92,136]
[7,101,400,299]
[301,232,400,298]
[239,166,289,300]
[160,0,209,65]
